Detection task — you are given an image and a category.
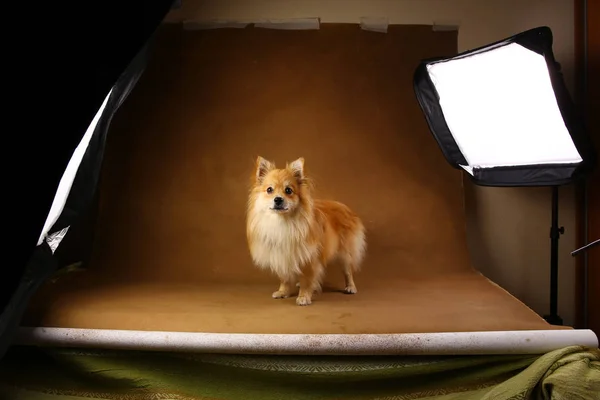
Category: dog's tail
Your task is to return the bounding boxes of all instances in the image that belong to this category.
[348,220,367,272]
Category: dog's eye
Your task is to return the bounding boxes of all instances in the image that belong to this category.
[285,187,293,195]
[266,187,273,194]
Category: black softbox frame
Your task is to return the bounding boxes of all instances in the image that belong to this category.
[413,26,597,187]
[0,1,176,358]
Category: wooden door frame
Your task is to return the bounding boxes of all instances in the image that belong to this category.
[574,0,600,333]
[574,0,585,331]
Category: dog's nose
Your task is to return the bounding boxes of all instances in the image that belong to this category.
[274,196,284,206]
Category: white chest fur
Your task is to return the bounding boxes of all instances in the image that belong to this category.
[248,212,316,280]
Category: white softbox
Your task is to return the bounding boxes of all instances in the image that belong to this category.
[413,26,596,186]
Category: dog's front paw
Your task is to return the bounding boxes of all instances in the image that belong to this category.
[344,285,357,294]
[296,295,312,306]
[272,290,290,299]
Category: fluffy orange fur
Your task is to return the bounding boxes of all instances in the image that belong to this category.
[246,156,367,306]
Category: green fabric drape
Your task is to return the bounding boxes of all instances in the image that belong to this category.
[0,345,598,400]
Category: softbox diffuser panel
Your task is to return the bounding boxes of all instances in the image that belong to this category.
[0,1,173,358]
[413,26,596,187]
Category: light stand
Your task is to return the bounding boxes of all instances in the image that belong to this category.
[544,185,564,325]
[412,26,597,326]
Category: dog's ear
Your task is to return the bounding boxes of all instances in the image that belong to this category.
[288,157,305,180]
[255,156,274,183]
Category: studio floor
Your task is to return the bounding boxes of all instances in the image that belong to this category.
[23,268,562,334]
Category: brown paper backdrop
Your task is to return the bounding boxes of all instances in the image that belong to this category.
[23,24,562,334]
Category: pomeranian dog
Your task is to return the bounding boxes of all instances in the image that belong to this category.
[246,156,366,306]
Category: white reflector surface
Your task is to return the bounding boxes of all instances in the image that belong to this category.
[427,43,582,173]
[37,88,113,249]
